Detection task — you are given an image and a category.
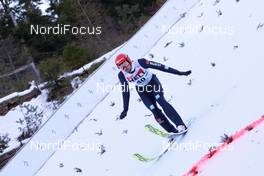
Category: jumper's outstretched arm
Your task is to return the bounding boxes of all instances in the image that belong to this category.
[138,58,191,76]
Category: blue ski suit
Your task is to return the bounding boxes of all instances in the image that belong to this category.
[118,58,191,133]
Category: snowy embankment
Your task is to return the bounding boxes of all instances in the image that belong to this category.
[0,82,38,104]
[0,48,117,155]
[1,0,264,176]
[0,89,54,152]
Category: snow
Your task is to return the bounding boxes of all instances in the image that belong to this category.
[184,115,264,176]
[200,120,264,176]
[0,90,55,153]
[1,0,264,175]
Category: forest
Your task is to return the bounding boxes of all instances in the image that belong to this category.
[0,0,165,99]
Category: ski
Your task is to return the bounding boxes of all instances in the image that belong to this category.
[144,124,171,138]
[144,124,188,139]
[133,118,195,162]
[133,132,186,162]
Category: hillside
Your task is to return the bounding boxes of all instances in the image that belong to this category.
[1,0,264,175]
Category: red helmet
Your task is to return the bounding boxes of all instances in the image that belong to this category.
[115,54,132,68]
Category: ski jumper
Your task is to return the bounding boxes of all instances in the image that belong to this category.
[118,58,186,133]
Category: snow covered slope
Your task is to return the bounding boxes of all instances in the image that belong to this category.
[200,118,264,176]
[1,0,264,175]
[185,115,264,176]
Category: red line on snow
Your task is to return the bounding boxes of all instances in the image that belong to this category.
[184,115,264,176]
